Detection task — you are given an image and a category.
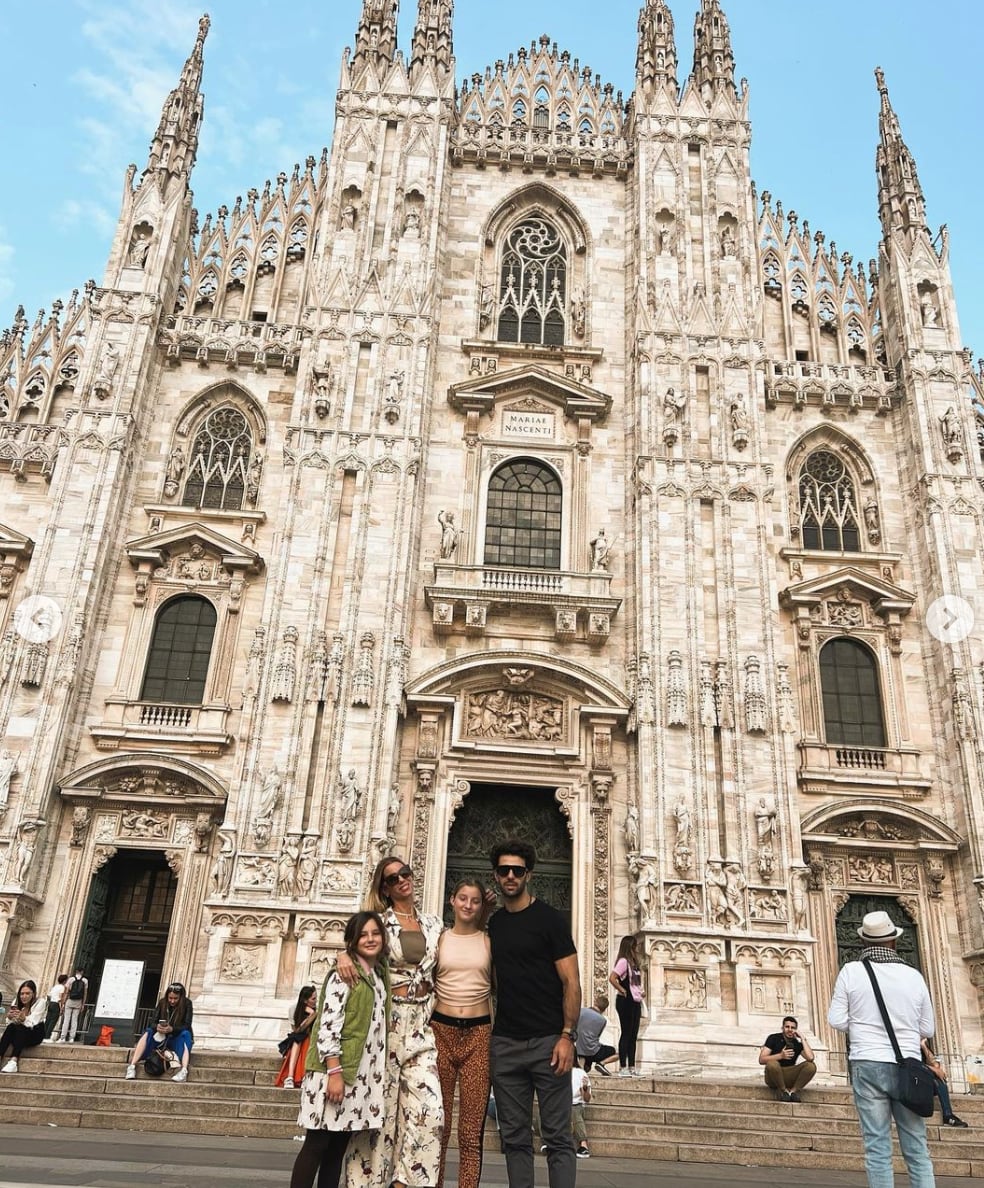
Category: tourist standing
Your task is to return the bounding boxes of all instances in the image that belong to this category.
[488,838,581,1188]
[291,912,390,1188]
[57,966,88,1043]
[432,878,493,1188]
[609,936,644,1076]
[339,857,444,1188]
[44,973,68,1039]
[828,910,936,1188]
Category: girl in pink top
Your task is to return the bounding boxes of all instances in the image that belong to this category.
[609,934,645,1076]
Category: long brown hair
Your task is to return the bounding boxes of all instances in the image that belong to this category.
[366,855,411,913]
[344,911,389,961]
[615,934,640,967]
[450,877,492,930]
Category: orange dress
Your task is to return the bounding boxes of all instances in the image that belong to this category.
[274,1031,311,1087]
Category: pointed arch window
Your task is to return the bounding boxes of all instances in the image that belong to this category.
[140,595,217,705]
[798,449,860,551]
[183,406,252,510]
[484,459,562,569]
[819,638,886,747]
[497,218,568,347]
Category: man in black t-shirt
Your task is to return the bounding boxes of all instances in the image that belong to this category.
[488,838,581,1188]
[758,1014,816,1101]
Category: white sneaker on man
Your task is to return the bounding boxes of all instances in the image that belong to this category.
[172,1068,188,1082]
[283,1077,295,1089]
[1,1058,18,1073]
[124,1064,137,1080]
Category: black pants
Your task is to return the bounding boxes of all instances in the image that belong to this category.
[614,995,642,1068]
[289,1129,351,1188]
[0,1021,45,1060]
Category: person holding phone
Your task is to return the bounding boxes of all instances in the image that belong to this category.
[0,980,47,1073]
[124,981,194,1082]
[759,1014,816,1102]
[277,985,318,1089]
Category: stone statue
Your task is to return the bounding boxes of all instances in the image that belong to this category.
[438,510,459,559]
[920,293,939,327]
[754,796,776,845]
[657,224,674,255]
[663,387,687,423]
[672,799,692,848]
[940,407,961,449]
[590,528,611,572]
[339,768,362,821]
[95,342,120,388]
[210,829,236,897]
[277,835,300,896]
[790,865,809,931]
[628,854,659,923]
[403,208,421,237]
[127,228,152,268]
[0,748,17,810]
[387,784,401,836]
[570,285,585,338]
[624,805,640,853]
[724,862,747,926]
[10,818,44,885]
[295,835,318,897]
[255,767,283,821]
[384,371,404,421]
[479,284,495,329]
[720,224,736,257]
[705,859,741,928]
[340,203,356,231]
[163,446,185,498]
[730,392,749,432]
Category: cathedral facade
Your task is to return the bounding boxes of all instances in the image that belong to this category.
[1,0,983,1071]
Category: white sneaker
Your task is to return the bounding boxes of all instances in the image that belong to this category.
[631,1068,646,1077]
[124,1064,137,1080]
[617,1068,631,1078]
[283,1077,295,1089]
[1,1058,18,1073]
[172,1067,188,1082]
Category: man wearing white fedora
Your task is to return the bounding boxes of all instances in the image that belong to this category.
[828,909,936,1188]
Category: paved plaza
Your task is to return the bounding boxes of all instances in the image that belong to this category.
[0,1125,973,1188]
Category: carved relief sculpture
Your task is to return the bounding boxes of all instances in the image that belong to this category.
[193,812,213,854]
[21,640,50,688]
[245,450,263,505]
[306,631,328,702]
[624,805,640,854]
[120,810,168,839]
[69,806,91,848]
[705,859,741,928]
[295,835,318,897]
[633,652,655,726]
[0,749,17,820]
[338,768,362,822]
[253,767,282,847]
[325,632,345,703]
[271,627,298,703]
[754,796,777,881]
[277,835,300,896]
[724,862,748,927]
[671,799,693,875]
[93,341,120,399]
[790,865,809,931]
[464,689,564,743]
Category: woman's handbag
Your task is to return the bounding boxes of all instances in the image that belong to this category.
[144,1048,166,1077]
[862,960,935,1118]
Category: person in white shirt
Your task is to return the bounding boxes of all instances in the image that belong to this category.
[828,910,936,1188]
[45,973,68,1039]
[0,980,48,1073]
[570,1066,592,1158]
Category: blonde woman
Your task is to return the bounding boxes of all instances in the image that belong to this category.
[338,857,444,1188]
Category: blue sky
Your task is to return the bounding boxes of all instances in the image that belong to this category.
[2,0,982,359]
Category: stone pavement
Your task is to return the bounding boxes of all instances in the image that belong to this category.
[0,1125,973,1188]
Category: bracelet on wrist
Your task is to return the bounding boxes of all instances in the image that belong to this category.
[326,1066,344,1076]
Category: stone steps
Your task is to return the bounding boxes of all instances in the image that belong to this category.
[9,1045,983,1177]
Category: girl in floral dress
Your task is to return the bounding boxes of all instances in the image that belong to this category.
[291,912,390,1188]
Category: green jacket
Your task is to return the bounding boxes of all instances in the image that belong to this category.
[304,959,390,1086]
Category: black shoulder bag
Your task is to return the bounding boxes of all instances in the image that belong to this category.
[862,959,935,1118]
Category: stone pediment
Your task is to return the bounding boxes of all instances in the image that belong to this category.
[0,521,34,559]
[126,522,263,575]
[448,364,611,424]
[779,566,915,621]
[800,799,961,851]
[59,755,227,805]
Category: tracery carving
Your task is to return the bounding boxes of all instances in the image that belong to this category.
[351,632,376,707]
[665,650,686,727]
[743,655,767,732]
[271,627,298,703]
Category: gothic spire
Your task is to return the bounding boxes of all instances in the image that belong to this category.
[352,0,399,77]
[144,14,209,182]
[636,0,678,92]
[410,0,453,79]
[874,67,927,241]
[691,0,736,101]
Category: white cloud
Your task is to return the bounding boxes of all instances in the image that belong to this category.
[55,199,116,237]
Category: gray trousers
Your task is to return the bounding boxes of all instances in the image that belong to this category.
[491,1034,576,1188]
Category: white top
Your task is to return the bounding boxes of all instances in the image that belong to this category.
[571,1067,590,1106]
[828,960,934,1061]
[47,982,66,1006]
[12,995,49,1029]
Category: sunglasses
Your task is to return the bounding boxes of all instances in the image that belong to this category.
[383,866,413,888]
[496,864,528,878]
[167,984,185,994]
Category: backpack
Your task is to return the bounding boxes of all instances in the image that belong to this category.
[67,978,85,1001]
[144,1049,166,1077]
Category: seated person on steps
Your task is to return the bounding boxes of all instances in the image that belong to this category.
[921,1039,969,1128]
[759,1014,816,1102]
[576,995,618,1076]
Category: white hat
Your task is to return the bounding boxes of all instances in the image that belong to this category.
[857,910,903,942]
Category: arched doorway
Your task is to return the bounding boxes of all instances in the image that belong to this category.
[75,849,178,1008]
[443,783,573,923]
[835,893,921,970]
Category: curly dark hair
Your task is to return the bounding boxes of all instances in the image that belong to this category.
[490,838,536,871]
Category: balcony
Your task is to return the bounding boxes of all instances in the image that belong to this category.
[90,699,233,755]
[424,562,620,642]
[797,741,930,797]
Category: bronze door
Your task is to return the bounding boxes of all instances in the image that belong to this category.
[443,782,573,925]
[835,893,921,970]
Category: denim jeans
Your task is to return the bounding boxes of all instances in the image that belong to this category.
[851,1060,935,1188]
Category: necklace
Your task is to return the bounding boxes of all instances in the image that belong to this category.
[393,909,417,919]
